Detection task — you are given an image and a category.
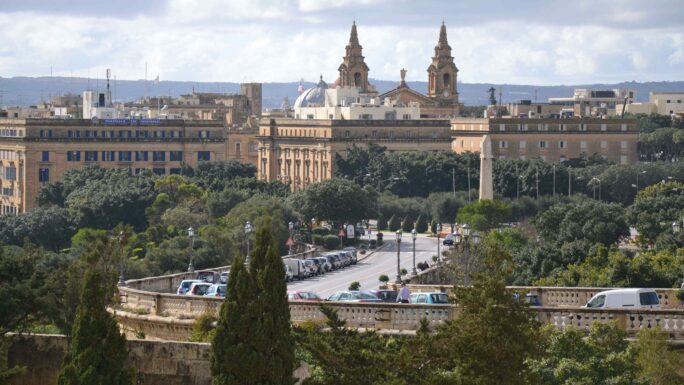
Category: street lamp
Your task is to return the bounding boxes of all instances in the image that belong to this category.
[436,223,442,264]
[187,227,195,273]
[116,230,126,287]
[636,170,646,191]
[395,230,402,284]
[244,221,253,265]
[411,228,418,275]
[288,221,294,255]
[591,177,602,201]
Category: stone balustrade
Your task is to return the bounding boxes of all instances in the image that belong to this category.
[404,284,680,310]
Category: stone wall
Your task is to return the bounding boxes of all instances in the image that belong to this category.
[4,334,212,385]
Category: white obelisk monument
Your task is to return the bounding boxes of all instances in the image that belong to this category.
[479,134,494,200]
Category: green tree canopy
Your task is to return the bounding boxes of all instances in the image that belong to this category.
[456,199,511,232]
[289,178,376,224]
[628,181,684,244]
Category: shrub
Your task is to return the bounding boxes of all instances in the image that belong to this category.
[676,289,684,302]
[312,227,330,236]
[388,215,401,232]
[378,274,389,284]
[348,281,361,291]
[400,268,408,275]
[401,216,414,232]
[377,214,388,231]
[190,311,217,342]
[323,235,340,250]
[415,214,428,233]
[430,219,438,234]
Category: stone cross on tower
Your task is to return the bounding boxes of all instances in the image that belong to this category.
[479,134,494,200]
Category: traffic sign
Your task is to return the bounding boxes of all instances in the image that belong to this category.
[338,229,346,237]
[286,237,295,246]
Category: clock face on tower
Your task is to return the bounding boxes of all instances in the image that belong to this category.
[443,90,450,97]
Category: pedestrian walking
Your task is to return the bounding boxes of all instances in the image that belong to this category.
[396,283,411,303]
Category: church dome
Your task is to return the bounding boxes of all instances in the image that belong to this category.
[294,76,327,108]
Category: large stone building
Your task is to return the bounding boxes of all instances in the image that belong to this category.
[624,92,684,117]
[548,88,636,117]
[0,117,257,214]
[256,22,457,191]
[451,117,639,164]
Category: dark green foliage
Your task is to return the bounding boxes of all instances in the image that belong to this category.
[427,192,466,224]
[634,328,684,385]
[433,241,540,385]
[377,194,428,220]
[289,178,376,224]
[528,323,640,385]
[628,181,684,244]
[182,161,257,191]
[401,216,414,232]
[0,206,74,250]
[211,221,294,385]
[536,200,629,247]
[57,269,133,385]
[334,144,480,198]
[387,215,401,232]
[456,199,511,232]
[415,214,428,233]
[430,218,438,234]
[348,281,360,291]
[312,227,330,236]
[322,235,340,250]
[376,213,387,231]
[378,274,389,284]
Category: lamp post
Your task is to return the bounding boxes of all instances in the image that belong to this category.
[591,177,602,201]
[436,223,442,264]
[395,230,403,284]
[454,224,479,285]
[636,170,646,191]
[187,227,195,273]
[310,217,315,243]
[411,228,417,275]
[288,221,294,255]
[244,221,253,265]
[116,230,126,287]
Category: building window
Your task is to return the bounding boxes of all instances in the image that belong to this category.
[235,142,241,155]
[135,151,148,161]
[85,151,98,161]
[4,166,17,180]
[621,124,627,131]
[197,151,211,161]
[67,151,80,162]
[39,168,50,182]
[499,124,505,131]
[498,140,508,149]
[41,151,49,162]
[372,131,377,138]
[39,129,45,138]
[169,168,182,175]
[601,124,607,131]
[621,141,628,149]
[580,141,587,149]
[170,151,183,161]
[559,140,567,149]
[152,168,166,175]
[118,151,132,162]
[519,155,526,160]
[345,130,351,138]
[48,129,53,138]
[620,155,628,164]
[102,151,115,161]
[538,141,547,149]
[153,151,166,162]
[403,114,411,120]
[2,187,13,196]
[519,141,526,149]
[601,141,608,149]
[579,124,587,131]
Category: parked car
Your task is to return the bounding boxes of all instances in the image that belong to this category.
[177,279,203,295]
[338,253,351,267]
[287,291,323,301]
[316,257,332,272]
[329,254,343,269]
[204,284,227,298]
[284,264,294,282]
[409,292,450,304]
[367,289,398,303]
[219,272,229,284]
[283,258,309,280]
[187,282,212,296]
[326,291,383,302]
[442,233,454,246]
[585,288,660,309]
[344,247,358,264]
[306,258,324,275]
[303,259,318,276]
[323,255,338,270]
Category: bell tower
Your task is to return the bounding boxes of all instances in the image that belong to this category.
[427,22,458,104]
[338,21,370,92]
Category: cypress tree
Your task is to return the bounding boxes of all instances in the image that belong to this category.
[212,219,294,385]
[401,216,414,232]
[388,215,401,232]
[415,214,428,233]
[376,214,388,231]
[57,269,133,385]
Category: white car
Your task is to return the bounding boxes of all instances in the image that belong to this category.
[176,279,203,295]
[187,282,212,296]
[585,288,660,309]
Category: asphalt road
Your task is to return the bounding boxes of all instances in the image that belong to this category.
[287,234,442,299]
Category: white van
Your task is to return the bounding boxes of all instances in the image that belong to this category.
[585,288,660,309]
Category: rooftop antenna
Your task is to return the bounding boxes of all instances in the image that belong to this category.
[106,68,111,106]
[498,86,503,106]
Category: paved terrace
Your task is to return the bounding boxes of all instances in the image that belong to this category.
[114,252,684,341]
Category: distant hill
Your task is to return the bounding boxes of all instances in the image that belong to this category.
[1,76,683,109]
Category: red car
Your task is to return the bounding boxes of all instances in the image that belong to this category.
[287,291,323,301]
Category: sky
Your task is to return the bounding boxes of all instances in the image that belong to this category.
[0,0,683,85]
